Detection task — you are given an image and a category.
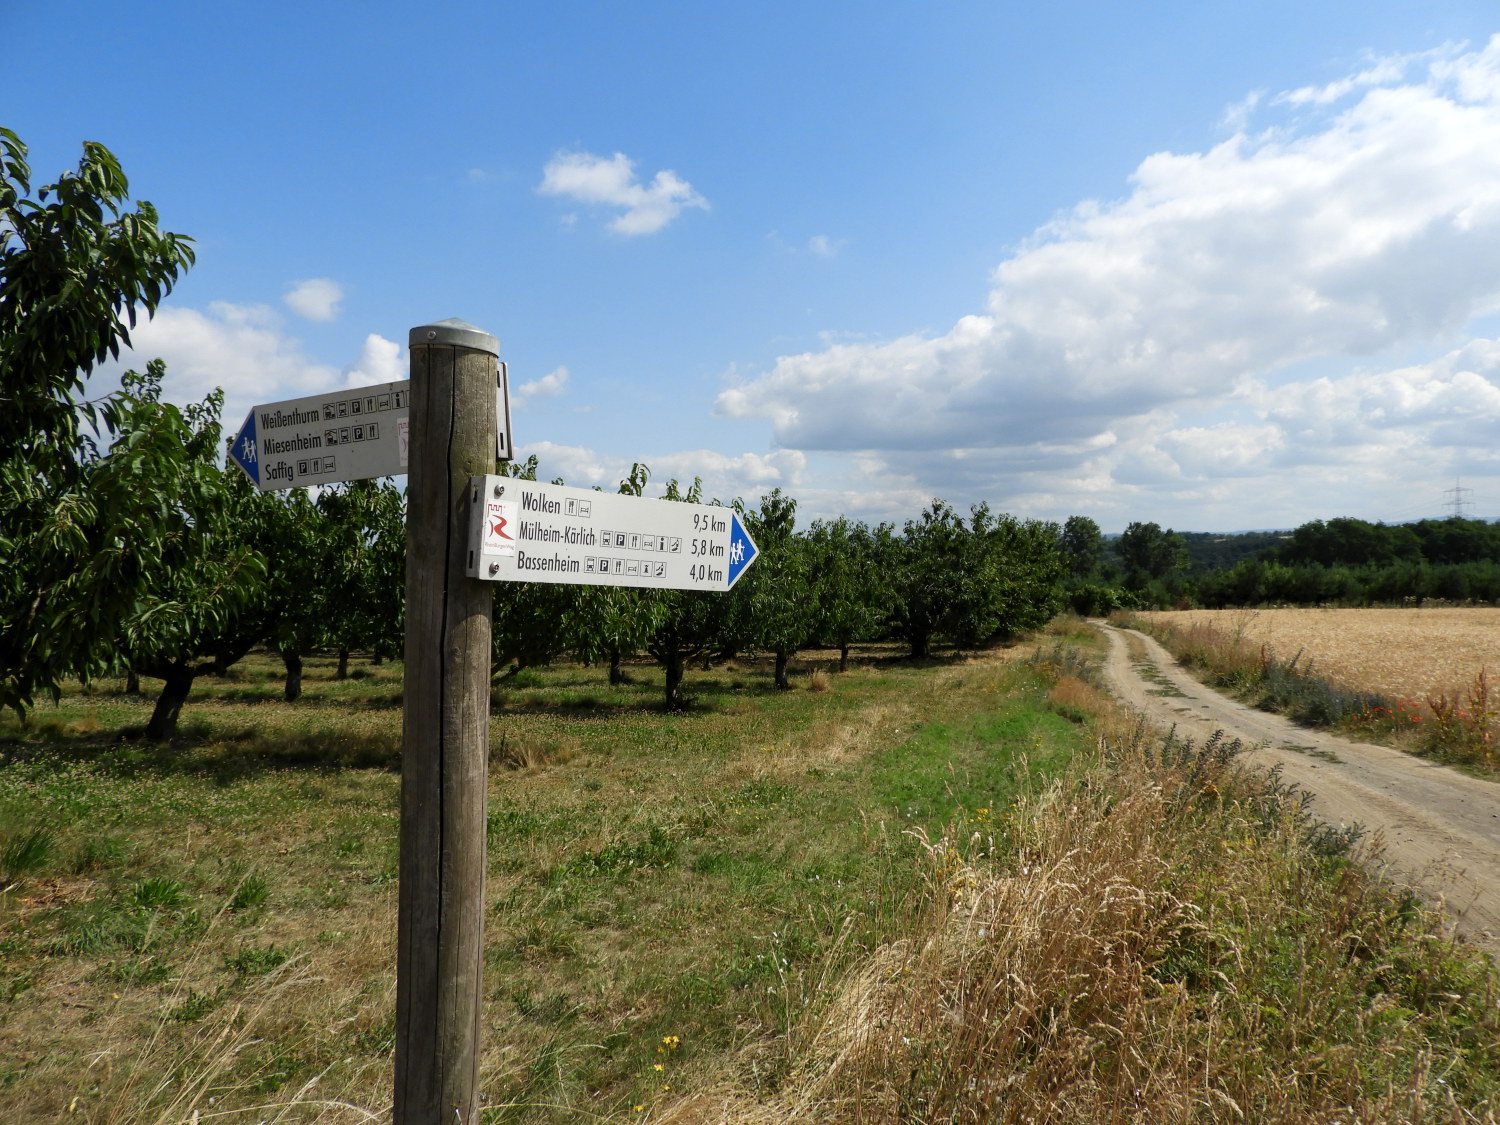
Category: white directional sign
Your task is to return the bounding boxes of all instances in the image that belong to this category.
[465,477,758,592]
[228,367,515,490]
[228,380,412,490]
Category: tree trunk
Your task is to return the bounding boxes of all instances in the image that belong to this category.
[146,664,196,741]
[125,670,140,695]
[281,648,303,703]
[337,648,350,680]
[774,650,791,691]
[664,652,687,711]
[910,630,931,660]
[372,650,385,666]
[608,648,626,686]
[839,644,850,673]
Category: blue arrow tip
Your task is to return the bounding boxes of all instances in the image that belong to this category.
[228,413,259,485]
[726,513,758,587]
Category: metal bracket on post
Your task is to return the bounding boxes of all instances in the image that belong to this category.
[497,364,514,462]
[465,475,513,579]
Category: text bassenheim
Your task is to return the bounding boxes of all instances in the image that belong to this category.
[515,551,581,573]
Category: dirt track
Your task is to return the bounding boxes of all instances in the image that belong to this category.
[1094,621,1500,953]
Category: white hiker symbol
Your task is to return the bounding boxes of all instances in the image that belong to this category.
[240,435,257,463]
[729,537,745,566]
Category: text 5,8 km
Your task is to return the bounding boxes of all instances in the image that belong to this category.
[691,538,725,558]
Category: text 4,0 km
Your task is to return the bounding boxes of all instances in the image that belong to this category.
[689,563,724,583]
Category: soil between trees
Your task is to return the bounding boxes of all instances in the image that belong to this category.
[1094,620,1500,953]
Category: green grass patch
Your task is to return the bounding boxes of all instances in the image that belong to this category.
[1,630,1492,1123]
[0,643,1101,1121]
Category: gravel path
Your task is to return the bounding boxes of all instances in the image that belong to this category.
[1094,621,1500,953]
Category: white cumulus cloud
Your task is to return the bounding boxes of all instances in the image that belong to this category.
[539,151,708,235]
[512,365,570,409]
[345,333,405,387]
[284,278,344,321]
[716,36,1500,525]
[90,303,401,445]
[516,441,805,503]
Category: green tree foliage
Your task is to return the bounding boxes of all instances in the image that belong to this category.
[804,517,892,671]
[0,132,195,715]
[1059,514,1133,615]
[1191,515,1500,607]
[986,513,1067,641]
[891,501,1064,658]
[1409,517,1500,564]
[317,480,406,677]
[890,500,974,659]
[1116,521,1189,588]
[107,367,267,739]
[252,488,333,701]
[1059,515,1105,580]
[1178,529,1291,572]
[1273,517,1420,568]
[643,476,734,709]
[737,488,815,690]
[0,130,194,473]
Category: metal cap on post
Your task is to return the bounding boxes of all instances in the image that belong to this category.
[397,318,500,1125]
[410,317,500,357]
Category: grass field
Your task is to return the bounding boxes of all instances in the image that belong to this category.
[1136,607,1500,701]
[0,642,1089,1122]
[2,625,1498,1123]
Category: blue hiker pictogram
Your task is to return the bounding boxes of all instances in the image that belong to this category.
[228,413,260,485]
[725,513,758,588]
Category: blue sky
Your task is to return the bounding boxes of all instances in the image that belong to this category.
[9,1,1500,530]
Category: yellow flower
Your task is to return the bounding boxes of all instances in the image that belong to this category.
[653,1063,664,1072]
[633,1106,644,1113]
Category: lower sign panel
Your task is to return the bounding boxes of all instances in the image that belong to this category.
[465,476,757,592]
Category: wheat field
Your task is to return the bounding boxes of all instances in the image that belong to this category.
[1136,607,1500,701]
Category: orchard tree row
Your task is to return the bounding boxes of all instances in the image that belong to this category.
[2,132,1075,739]
[489,459,1067,707]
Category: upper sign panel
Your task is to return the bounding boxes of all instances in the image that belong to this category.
[228,380,411,490]
[466,476,759,592]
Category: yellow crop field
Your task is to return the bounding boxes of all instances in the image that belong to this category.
[1136,607,1500,702]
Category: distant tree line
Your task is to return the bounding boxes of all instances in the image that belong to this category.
[1192,516,1500,608]
[1058,512,1500,611]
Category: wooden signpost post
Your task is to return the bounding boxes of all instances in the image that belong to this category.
[394,320,501,1125]
[232,317,757,1123]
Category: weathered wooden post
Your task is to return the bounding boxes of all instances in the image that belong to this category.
[395,319,499,1124]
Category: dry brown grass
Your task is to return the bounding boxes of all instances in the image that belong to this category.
[1138,607,1500,701]
[1046,673,1108,720]
[650,735,1500,1125]
[490,734,578,772]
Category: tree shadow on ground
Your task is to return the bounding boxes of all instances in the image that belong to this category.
[0,722,402,784]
